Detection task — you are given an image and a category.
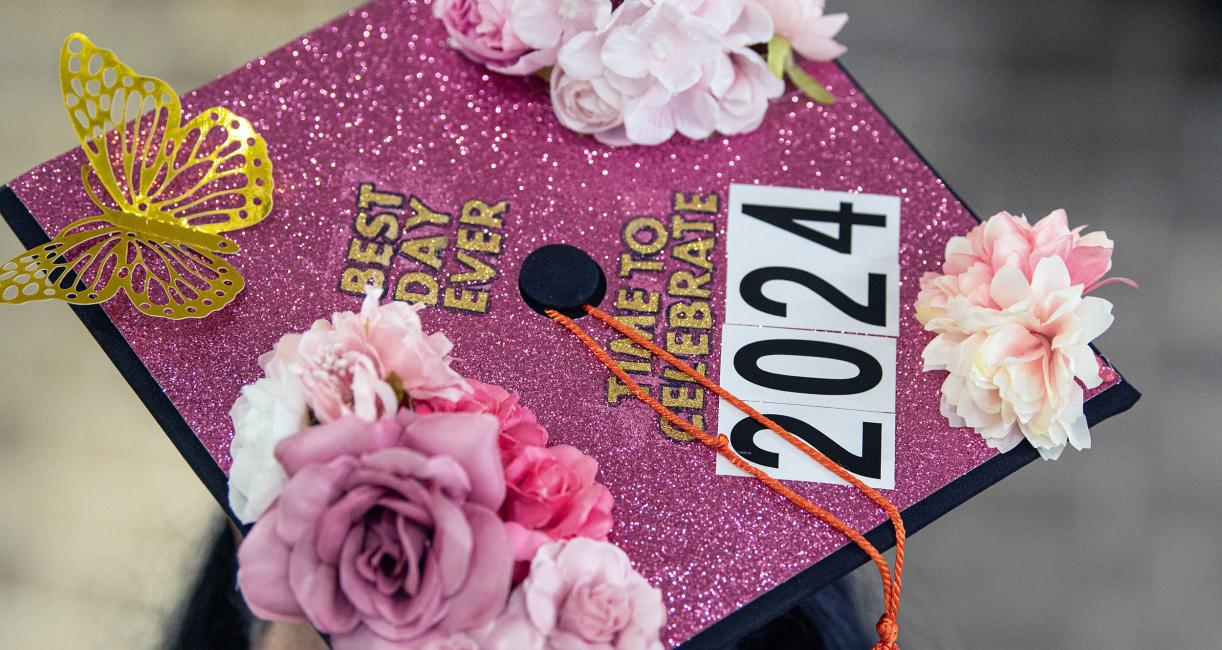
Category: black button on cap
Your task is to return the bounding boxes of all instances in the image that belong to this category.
[519,244,606,318]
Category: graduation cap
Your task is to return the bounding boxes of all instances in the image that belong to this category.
[0,1,1139,647]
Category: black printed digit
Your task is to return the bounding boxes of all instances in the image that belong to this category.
[739,201,886,254]
[729,414,883,479]
[740,266,887,326]
[733,338,883,395]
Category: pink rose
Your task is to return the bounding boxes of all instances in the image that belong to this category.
[434,0,543,74]
[272,288,468,423]
[550,22,653,144]
[408,632,482,650]
[417,379,550,463]
[483,538,666,650]
[502,445,614,563]
[549,61,637,138]
[236,411,513,648]
[916,209,1131,327]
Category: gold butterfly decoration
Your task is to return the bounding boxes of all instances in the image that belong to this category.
[0,33,272,319]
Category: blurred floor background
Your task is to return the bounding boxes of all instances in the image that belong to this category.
[0,0,1218,648]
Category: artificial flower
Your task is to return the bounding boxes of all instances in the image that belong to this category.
[237,411,513,648]
[482,538,666,650]
[622,79,721,145]
[227,370,309,523]
[271,287,468,423]
[417,379,550,464]
[435,0,851,143]
[434,0,537,73]
[507,0,612,74]
[712,48,785,135]
[916,209,1128,327]
[549,59,641,138]
[555,0,778,145]
[751,0,847,61]
[415,633,482,650]
[600,0,725,93]
[550,11,655,144]
[502,444,614,562]
[922,256,1115,459]
[653,0,773,47]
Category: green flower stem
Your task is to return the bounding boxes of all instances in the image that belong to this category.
[785,57,836,105]
[766,35,791,79]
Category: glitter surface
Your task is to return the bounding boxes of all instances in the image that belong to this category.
[8,1,1121,645]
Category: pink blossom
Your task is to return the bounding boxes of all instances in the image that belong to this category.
[655,0,774,47]
[922,257,1115,459]
[554,0,779,145]
[600,0,724,93]
[550,61,642,137]
[482,539,666,650]
[916,209,1130,328]
[416,379,550,463]
[502,445,614,563]
[434,0,538,73]
[550,14,654,144]
[271,288,468,423]
[751,0,847,61]
[236,411,513,647]
[507,0,612,74]
[713,48,785,135]
[621,79,721,145]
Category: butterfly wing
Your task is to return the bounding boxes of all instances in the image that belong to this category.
[119,236,245,319]
[0,216,126,305]
[0,213,242,318]
[61,33,182,215]
[61,33,273,235]
[143,107,274,235]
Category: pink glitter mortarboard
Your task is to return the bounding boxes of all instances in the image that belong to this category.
[0,1,1138,646]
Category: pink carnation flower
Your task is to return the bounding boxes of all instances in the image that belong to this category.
[482,538,666,650]
[916,209,1130,328]
[271,288,468,423]
[922,257,1115,459]
[416,379,550,463]
[237,411,513,648]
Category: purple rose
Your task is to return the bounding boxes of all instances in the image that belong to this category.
[236,411,514,648]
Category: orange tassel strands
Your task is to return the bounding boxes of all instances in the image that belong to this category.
[547,304,906,649]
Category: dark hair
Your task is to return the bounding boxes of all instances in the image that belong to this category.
[738,577,872,650]
[167,518,869,649]
[165,521,256,650]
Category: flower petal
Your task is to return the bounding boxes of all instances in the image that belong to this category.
[439,504,515,632]
[397,412,506,509]
[237,510,307,621]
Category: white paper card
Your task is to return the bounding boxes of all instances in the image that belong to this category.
[717,323,897,413]
[725,256,900,336]
[715,399,896,489]
[716,184,901,485]
[726,184,900,270]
